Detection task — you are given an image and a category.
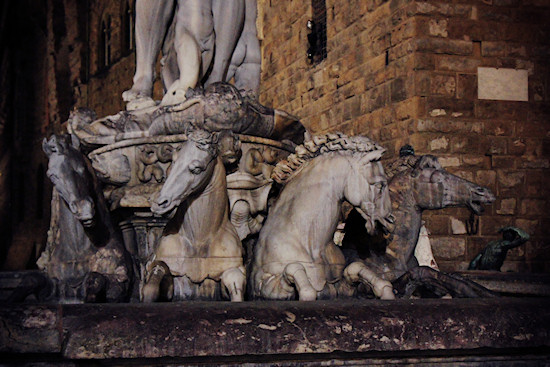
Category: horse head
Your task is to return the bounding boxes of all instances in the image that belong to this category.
[410,155,495,214]
[345,151,394,236]
[151,130,219,216]
[43,134,96,227]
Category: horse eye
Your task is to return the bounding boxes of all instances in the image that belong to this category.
[189,161,205,174]
[431,171,444,183]
[375,182,385,193]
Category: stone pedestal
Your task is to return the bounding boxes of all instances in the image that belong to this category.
[1,298,549,365]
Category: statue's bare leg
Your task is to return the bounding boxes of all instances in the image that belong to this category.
[221,266,246,302]
[205,0,244,86]
[162,0,215,106]
[142,261,172,302]
[123,0,174,106]
[226,0,261,96]
[344,262,395,300]
[283,263,317,301]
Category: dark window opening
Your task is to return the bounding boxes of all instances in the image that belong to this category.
[99,15,112,70]
[121,1,135,56]
[307,0,327,64]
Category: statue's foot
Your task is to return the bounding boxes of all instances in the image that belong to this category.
[122,87,151,102]
[126,97,157,111]
[122,88,156,111]
[161,83,188,106]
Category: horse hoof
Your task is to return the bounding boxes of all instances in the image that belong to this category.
[298,287,317,301]
[379,286,396,300]
[142,283,160,303]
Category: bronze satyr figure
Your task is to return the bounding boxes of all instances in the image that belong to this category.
[468,227,529,271]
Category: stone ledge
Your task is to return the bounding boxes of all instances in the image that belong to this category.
[1,298,549,361]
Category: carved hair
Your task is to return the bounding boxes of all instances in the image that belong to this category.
[187,129,219,157]
[272,133,385,184]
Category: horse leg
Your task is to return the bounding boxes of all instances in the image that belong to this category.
[394,266,497,298]
[142,261,172,302]
[221,266,246,302]
[283,263,317,301]
[344,262,395,300]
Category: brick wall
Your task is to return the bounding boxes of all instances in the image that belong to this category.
[258,0,550,272]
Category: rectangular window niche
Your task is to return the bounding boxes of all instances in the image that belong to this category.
[477,67,528,102]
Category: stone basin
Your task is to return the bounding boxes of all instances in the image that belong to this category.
[88,134,294,209]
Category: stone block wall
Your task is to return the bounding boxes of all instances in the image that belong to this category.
[258,0,550,273]
[2,0,548,273]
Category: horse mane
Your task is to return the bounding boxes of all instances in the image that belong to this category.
[272,132,385,184]
[187,129,219,157]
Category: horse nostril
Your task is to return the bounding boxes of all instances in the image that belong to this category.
[69,202,78,213]
[157,198,169,208]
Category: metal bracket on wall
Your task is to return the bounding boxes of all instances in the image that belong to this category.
[466,212,479,235]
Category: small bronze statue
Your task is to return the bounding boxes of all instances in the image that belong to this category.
[468,227,530,271]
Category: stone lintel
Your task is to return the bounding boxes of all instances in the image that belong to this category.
[1,298,549,360]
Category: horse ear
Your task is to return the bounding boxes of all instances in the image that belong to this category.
[417,155,441,170]
[211,131,220,145]
[412,155,441,177]
[70,134,81,150]
[361,149,385,164]
[42,137,51,156]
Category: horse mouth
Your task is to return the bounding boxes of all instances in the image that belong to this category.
[81,218,95,227]
[151,198,179,217]
[469,190,495,215]
[357,208,395,235]
[469,200,484,215]
[377,214,396,234]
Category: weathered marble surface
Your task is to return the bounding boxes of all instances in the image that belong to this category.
[1,298,549,360]
[342,152,495,298]
[252,133,396,301]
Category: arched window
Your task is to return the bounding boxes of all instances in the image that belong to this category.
[98,14,112,70]
[121,0,135,56]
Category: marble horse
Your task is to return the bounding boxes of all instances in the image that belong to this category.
[251,133,396,301]
[143,130,245,301]
[39,135,133,302]
[343,153,497,298]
